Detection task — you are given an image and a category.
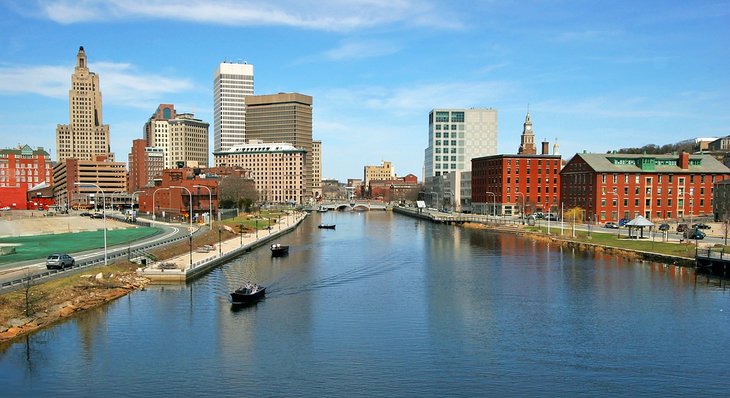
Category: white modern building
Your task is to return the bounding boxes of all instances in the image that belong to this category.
[213,61,254,153]
[424,108,498,178]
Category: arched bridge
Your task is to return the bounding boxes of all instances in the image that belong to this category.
[317,201,387,211]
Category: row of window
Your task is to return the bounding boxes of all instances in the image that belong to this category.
[601,173,714,184]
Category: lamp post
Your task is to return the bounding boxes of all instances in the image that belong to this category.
[152,188,169,221]
[611,191,621,238]
[218,227,222,256]
[75,182,107,266]
[255,219,259,239]
[516,192,526,224]
[193,184,213,230]
[171,185,193,268]
[485,192,496,220]
[239,222,243,245]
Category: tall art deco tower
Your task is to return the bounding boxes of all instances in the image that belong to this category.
[56,46,112,162]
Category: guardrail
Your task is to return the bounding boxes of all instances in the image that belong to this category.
[0,227,201,292]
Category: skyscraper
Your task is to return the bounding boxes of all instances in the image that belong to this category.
[424,108,498,178]
[213,61,254,153]
[56,46,112,162]
[312,140,322,200]
[144,104,209,169]
[244,92,314,199]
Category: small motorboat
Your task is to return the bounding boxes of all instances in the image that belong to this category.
[318,224,336,229]
[270,243,289,256]
[231,282,266,304]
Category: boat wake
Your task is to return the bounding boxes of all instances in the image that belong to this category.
[270,261,400,298]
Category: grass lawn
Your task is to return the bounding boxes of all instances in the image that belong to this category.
[0,227,162,264]
[221,211,290,231]
[524,226,710,258]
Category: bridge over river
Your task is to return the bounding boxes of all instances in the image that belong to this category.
[316,201,388,211]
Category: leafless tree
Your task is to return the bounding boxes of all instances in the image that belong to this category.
[219,175,258,209]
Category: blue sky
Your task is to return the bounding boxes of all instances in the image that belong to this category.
[0,0,728,182]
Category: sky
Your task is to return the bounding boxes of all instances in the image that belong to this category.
[0,0,728,182]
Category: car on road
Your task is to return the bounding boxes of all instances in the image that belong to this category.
[692,223,711,230]
[658,223,670,231]
[90,213,104,219]
[684,229,706,240]
[0,206,10,211]
[46,253,75,269]
[604,222,619,229]
[79,212,92,217]
[677,223,688,233]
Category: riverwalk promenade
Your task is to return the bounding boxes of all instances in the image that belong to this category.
[137,211,308,282]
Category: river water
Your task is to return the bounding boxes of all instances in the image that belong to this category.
[1,211,729,397]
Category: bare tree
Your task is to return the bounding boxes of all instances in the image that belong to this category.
[219,175,258,210]
[21,268,45,317]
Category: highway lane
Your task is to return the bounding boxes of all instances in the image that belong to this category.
[0,218,198,289]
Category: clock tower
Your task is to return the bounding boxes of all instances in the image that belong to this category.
[518,112,537,155]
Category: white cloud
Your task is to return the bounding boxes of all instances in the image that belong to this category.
[0,61,194,109]
[323,40,400,61]
[0,65,69,98]
[33,0,464,31]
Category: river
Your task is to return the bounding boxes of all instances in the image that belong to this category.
[1,211,728,397]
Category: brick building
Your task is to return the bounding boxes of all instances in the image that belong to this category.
[368,174,419,202]
[52,156,128,210]
[472,142,561,216]
[128,139,164,193]
[0,145,53,210]
[560,152,730,223]
[136,167,247,222]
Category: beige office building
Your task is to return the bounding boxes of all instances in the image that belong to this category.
[244,93,313,200]
[56,46,113,162]
[312,140,322,200]
[214,140,306,204]
[144,104,209,169]
[364,161,395,187]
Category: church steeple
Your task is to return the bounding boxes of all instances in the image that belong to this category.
[518,111,537,155]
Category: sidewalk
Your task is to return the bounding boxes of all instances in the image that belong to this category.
[137,211,307,282]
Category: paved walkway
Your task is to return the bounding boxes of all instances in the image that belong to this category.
[138,211,307,282]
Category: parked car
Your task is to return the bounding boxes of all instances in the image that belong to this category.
[46,253,75,269]
[79,212,92,217]
[604,222,619,229]
[684,229,706,240]
[677,223,688,233]
[545,213,558,221]
[90,213,104,219]
[692,223,711,230]
[658,223,670,231]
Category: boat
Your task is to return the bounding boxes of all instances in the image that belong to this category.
[270,243,289,256]
[316,206,329,213]
[318,224,336,229]
[231,282,266,304]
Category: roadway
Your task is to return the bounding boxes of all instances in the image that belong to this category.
[0,215,194,289]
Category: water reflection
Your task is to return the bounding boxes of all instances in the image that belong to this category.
[1,212,728,396]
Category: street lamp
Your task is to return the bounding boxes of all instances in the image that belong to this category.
[75,182,107,266]
[193,184,213,230]
[218,227,222,256]
[171,185,193,268]
[611,191,621,238]
[485,192,496,219]
[239,222,243,245]
[152,188,169,221]
[516,192,526,224]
